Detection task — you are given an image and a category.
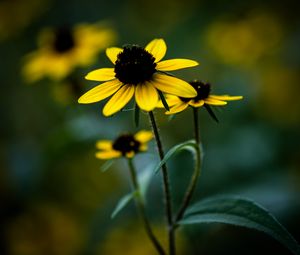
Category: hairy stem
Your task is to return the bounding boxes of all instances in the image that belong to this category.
[175,108,202,222]
[148,111,175,255]
[127,158,166,255]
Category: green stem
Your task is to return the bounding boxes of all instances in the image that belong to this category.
[127,158,166,255]
[175,108,202,222]
[193,107,200,145]
[148,111,175,255]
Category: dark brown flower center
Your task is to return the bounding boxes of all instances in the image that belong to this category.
[53,27,75,53]
[180,80,211,102]
[114,45,157,85]
[112,134,141,155]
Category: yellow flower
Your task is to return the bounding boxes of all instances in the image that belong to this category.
[95,130,153,159]
[158,80,243,114]
[205,13,282,67]
[78,38,199,116]
[22,23,116,82]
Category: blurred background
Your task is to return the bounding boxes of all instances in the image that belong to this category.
[1,0,300,254]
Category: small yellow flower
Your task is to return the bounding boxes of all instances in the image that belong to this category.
[22,23,116,82]
[158,80,243,114]
[78,38,199,116]
[95,130,153,159]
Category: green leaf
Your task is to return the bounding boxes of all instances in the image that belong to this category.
[154,140,198,173]
[204,104,219,123]
[100,160,114,172]
[111,192,136,219]
[168,114,176,122]
[179,196,300,255]
[138,166,153,199]
[158,90,170,111]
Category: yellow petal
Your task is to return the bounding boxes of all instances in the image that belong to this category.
[22,52,46,83]
[85,68,115,81]
[166,102,189,115]
[204,98,227,106]
[139,144,148,151]
[78,79,122,104]
[152,74,197,98]
[125,151,135,158]
[156,59,199,71]
[189,100,205,107]
[106,47,123,64]
[135,82,159,111]
[96,140,113,150]
[95,150,121,159]
[145,39,167,62]
[103,85,135,116]
[134,130,153,143]
[210,95,243,101]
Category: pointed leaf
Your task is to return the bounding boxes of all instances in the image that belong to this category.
[154,140,198,173]
[168,114,176,122]
[111,192,136,219]
[100,160,114,172]
[204,104,219,123]
[179,196,300,255]
[158,90,170,111]
[138,166,154,199]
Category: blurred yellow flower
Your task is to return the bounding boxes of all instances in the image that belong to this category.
[22,23,116,82]
[78,38,198,116]
[0,0,49,41]
[206,12,282,66]
[97,221,187,255]
[96,130,153,159]
[6,204,83,255]
[258,66,300,126]
[98,222,166,255]
[158,80,243,114]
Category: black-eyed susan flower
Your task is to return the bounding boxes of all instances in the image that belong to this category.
[22,23,116,82]
[158,80,243,114]
[78,38,199,116]
[95,130,153,159]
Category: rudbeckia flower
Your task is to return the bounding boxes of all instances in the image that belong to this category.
[22,23,116,82]
[95,130,153,159]
[78,38,199,116]
[158,80,243,114]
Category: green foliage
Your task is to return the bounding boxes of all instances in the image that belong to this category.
[158,90,169,111]
[154,140,198,173]
[138,167,153,199]
[111,192,136,219]
[179,196,300,255]
[100,160,114,172]
[204,104,218,123]
[111,168,153,218]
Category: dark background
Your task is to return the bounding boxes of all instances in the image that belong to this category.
[1,0,300,254]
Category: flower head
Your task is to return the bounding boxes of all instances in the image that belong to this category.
[22,23,116,82]
[95,130,153,159]
[78,38,199,116]
[158,80,243,114]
